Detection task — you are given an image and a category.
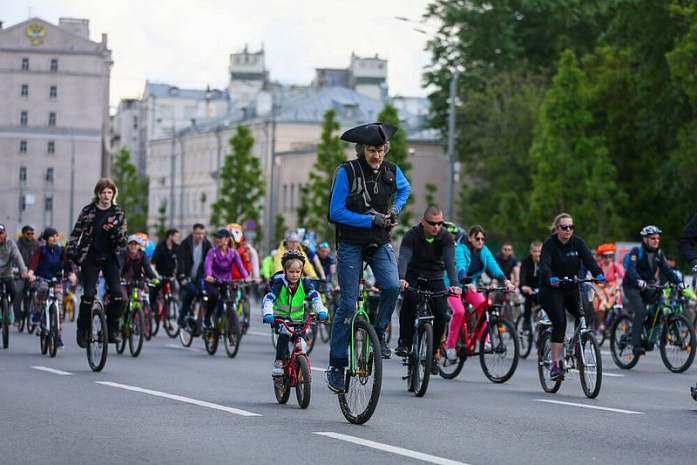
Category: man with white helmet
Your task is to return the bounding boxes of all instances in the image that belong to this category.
[623,225,684,356]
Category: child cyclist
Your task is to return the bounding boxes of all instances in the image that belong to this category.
[262,249,328,376]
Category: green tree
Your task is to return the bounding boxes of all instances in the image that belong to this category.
[377,103,414,228]
[111,148,148,232]
[424,183,438,208]
[273,214,287,247]
[154,199,167,242]
[528,50,625,245]
[210,125,265,232]
[298,109,347,244]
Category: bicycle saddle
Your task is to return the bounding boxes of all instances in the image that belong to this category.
[362,243,380,262]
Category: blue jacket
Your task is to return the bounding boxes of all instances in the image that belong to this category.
[444,240,506,287]
[329,163,410,228]
[624,244,680,288]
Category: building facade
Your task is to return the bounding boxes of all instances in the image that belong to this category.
[0,17,111,237]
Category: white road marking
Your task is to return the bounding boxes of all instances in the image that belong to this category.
[97,381,262,417]
[166,344,202,351]
[31,366,73,376]
[315,432,469,465]
[246,330,271,337]
[312,366,327,372]
[535,399,643,415]
[568,369,624,378]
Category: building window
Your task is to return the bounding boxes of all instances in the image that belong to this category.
[19,167,27,183]
[21,57,29,70]
[21,84,28,97]
[133,116,138,129]
[50,59,58,72]
[45,167,54,183]
[20,196,27,212]
[48,112,56,126]
[45,197,53,212]
[47,141,55,154]
[49,86,57,99]
[283,184,288,210]
[20,111,28,125]
[20,141,27,153]
[290,184,295,210]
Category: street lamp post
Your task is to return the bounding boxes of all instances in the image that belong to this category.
[169,126,176,228]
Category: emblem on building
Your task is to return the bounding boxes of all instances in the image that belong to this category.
[26,24,47,45]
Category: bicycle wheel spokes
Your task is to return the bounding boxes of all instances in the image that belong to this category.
[659,314,696,373]
[48,304,59,358]
[164,299,180,338]
[338,319,382,425]
[87,302,108,372]
[224,309,241,358]
[579,332,602,398]
[537,331,561,393]
[412,323,433,397]
[610,314,638,369]
[515,314,533,359]
[480,317,519,383]
[129,308,144,357]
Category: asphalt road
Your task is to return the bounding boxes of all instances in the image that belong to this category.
[2,307,696,465]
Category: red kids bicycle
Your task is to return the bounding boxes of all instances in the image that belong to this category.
[436,286,520,383]
[272,315,321,409]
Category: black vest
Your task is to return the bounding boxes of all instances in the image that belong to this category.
[336,157,396,245]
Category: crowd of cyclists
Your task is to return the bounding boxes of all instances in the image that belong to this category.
[3,121,697,422]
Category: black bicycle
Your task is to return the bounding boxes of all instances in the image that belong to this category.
[609,282,695,373]
[537,277,602,399]
[0,275,19,349]
[401,285,452,397]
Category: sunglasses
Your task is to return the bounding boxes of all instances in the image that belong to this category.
[319,242,330,248]
[473,236,485,242]
[558,224,575,231]
[424,219,443,227]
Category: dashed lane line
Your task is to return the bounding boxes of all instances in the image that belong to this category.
[535,399,643,415]
[568,369,624,378]
[31,366,73,376]
[96,381,262,417]
[315,432,469,465]
[165,344,203,351]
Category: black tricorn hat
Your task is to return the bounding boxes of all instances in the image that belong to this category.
[340,122,398,146]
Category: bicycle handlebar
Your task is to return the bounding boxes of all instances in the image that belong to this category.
[404,287,455,298]
[271,315,322,335]
[475,286,513,294]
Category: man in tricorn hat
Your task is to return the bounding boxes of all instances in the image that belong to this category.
[325,122,411,393]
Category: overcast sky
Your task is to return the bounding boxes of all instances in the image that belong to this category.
[3,0,437,108]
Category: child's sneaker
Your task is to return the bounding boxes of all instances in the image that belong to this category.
[272,360,284,377]
[56,335,64,349]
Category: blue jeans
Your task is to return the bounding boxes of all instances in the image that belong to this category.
[179,280,198,321]
[329,242,400,368]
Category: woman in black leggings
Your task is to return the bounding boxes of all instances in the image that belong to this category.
[538,213,604,381]
[67,178,128,348]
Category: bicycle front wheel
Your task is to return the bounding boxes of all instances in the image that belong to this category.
[274,372,291,404]
[87,301,108,372]
[304,320,317,355]
[609,314,638,369]
[141,300,152,341]
[411,322,433,397]
[39,308,48,355]
[515,314,533,359]
[480,317,519,383]
[129,307,145,357]
[338,318,382,425]
[295,355,312,409]
[223,307,241,358]
[164,298,180,338]
[579,332,602,398]
[660,314,696,373]
[115,315,127,355]
[1,297,9,349]
[437,332,466,380]
[48,303,59,358]
[538,331,561,393]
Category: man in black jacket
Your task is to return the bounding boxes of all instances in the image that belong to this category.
[177,224,212,326]
[519,239,542,331]
[151,228,180,314]
[14,225,38,324]
[395,206,461,372]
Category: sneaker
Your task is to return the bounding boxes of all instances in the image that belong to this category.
[272,361,284,377]
[632,346,645,357]
[431,357,439,375]
[597,324,606,333]
[550,363,564,381]
[326,366,345,393]
[394,342,409,357]
[76,327,88,349]
[483,335,492,352]
[691,384,697,402]
[380,337,392,359]
[445,347,458,362]
[56,335,64,349]
[108,328,122,344]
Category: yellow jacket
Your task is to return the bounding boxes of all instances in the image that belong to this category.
[272,240,318,278]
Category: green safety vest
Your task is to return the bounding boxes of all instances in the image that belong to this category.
[273,281,306,322]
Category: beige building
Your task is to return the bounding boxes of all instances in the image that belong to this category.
[0,17,111,237]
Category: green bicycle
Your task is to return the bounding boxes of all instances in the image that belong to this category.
[115,280,146,357]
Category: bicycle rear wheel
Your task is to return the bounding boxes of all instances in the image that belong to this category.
[141,300,152,341]
[129,307,145,357]
[40,309,48,354]
[515,314,533,359]
[164,298,180,338]
[26,295,37,334]
[179,317,194,347]
[295,355,312,409]
[1,297,9,349]
[223,307,241,358]
[87,301,108,372]
[17,308,26,333]
[538,331,561,393]
[410,322,433,397]
[480,317,519,383]
[274,372,291,404]
[338,318,382,425]
[238,298,250,336]
[115,315,127,355]
[48,304,59,358]
[579,332,602,398]
[204,324,219,355]
[660,314,696,373]
[437,332,466,379]
[610,314,639,369]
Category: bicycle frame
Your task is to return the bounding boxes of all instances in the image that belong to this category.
[348,259,374,376]
[458,288,508,357]
[274,317,315,387]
